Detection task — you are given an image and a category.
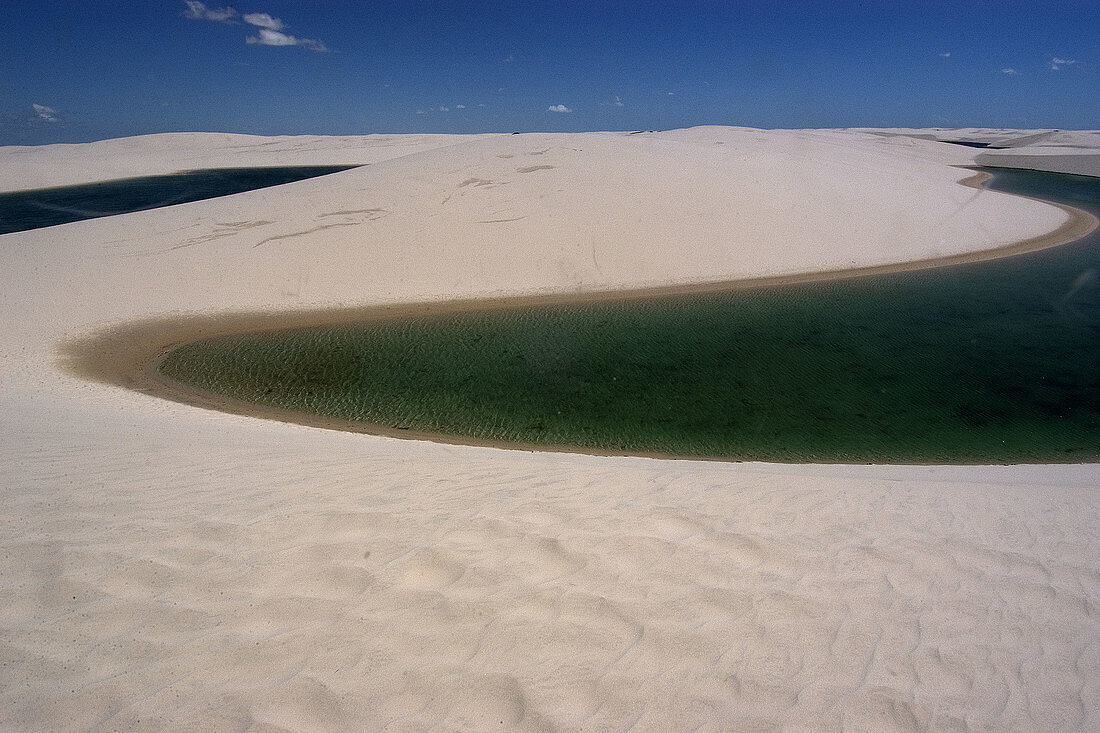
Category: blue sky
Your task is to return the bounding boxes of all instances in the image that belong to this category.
[1,1,1097,144]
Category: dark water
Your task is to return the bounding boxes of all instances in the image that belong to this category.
[941,140,994,149]
[159,168,1100,462]
[0,166,357,235]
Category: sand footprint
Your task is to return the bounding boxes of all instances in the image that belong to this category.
[510,534,586,585]
[703,530,768,567]
[441,674,532,729]
[651,510,712,542]
[395,548,465,590]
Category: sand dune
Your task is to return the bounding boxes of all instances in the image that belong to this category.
[0,132,494,193]
[2,127,1099,730]
[861,127,1100,177]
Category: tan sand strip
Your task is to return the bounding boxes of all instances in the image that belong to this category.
[60,168,1099,462]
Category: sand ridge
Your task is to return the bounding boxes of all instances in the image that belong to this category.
[3,127,1100,730]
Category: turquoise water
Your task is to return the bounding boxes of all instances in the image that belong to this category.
[159,168,1100,462]
[0,166,357,235]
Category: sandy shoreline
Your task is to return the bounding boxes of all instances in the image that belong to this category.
[62,168,1099,464]
[5,127,1100,731]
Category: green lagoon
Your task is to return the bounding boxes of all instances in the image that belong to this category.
[159,168,1100,463]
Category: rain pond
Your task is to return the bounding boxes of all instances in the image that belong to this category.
[0,165,357,235]
[158,168,1100,463]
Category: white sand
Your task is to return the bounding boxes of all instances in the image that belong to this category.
[0,132,497,193]
[2,127,1099,730]
[861,127,1100,177]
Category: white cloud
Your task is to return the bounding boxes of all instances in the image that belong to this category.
[1050,57,1082,70]
[32,104,59,122]
[246,28,328,52]
[242,12,283,30]
[247,28,295,46]
[548,104,572,113]
[1002,67,1019,75]
[187,3,329,51]
[184,1,236,21]
[939,51,951,58]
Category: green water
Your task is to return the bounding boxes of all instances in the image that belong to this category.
[160,168,1100,462]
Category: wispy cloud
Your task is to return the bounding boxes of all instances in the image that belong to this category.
[32,104,59,122]
[185,2,328,51]
[1002,68,1020,75]
[242,12,282,30]
[246,28,328,51]
[1050,57,1083,70]
[184,1,236,22]
[548,104,572,113]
